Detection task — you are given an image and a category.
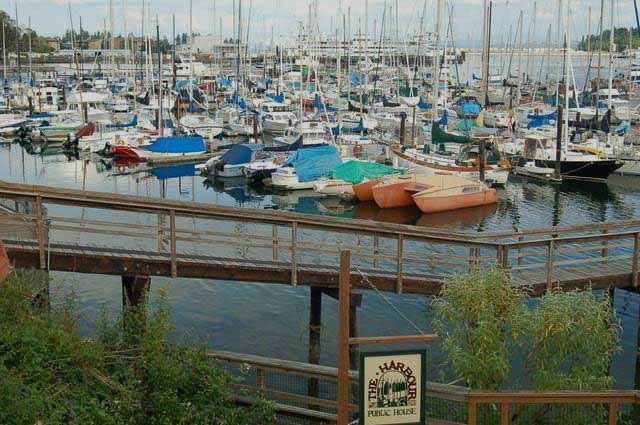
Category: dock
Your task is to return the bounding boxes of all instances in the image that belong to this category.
[147,152,218,166]
[0,180,639,297]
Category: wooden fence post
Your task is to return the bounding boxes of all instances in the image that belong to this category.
[632,233,639,288]
[373,234,379,269]
[546,240,555,291]
[169,210,177,278]
[337,250,351,425]
[500,402,509,425]
[35,196,46,269]
[272,224,278,261]
[468,398,477,425]
[396,235,403,294]
[608,402,618,425]
[291,222,298,285]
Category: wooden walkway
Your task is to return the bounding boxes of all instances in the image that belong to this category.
[1,180,639,296]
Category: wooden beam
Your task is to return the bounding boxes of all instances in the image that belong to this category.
[349,334,439,345]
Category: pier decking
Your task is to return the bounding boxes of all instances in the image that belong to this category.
[0,179,639,295]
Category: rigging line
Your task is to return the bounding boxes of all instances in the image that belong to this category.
[352,262,427,336]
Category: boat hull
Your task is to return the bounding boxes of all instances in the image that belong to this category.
[372,181,416,208]
[412,189,498,214]
[354,179,378,202]
[518,158,623,181]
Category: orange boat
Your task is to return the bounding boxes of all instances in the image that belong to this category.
[371,174,432,208]
[408,174,498,214]
[353,179,379,201]
[0,239,11,282]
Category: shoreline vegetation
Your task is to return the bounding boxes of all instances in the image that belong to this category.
[0,269,275,425]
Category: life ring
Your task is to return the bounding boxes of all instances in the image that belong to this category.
[117,165,126,173]
[116,138,125,146]
[353,144,363,158]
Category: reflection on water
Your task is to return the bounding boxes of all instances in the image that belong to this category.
[1,144,640,389]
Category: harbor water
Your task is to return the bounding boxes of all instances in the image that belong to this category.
[1,135,639,389]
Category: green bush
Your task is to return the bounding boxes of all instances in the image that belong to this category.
[432,267,621,391]
[0,269,274,425]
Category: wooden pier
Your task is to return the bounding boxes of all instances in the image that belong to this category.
[1,180,640,297]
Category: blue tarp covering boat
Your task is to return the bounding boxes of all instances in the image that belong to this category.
[462,103,481,116]
[283,145,342,182]
[219,143,264,165]
[527,111,557,120]
[418,97,431,109]
[267,92,285,103]
[218,75,232,88]
[146,136,206,153]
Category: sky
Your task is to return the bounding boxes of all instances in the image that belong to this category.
[4,0,640,47]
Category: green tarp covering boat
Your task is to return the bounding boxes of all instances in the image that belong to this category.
[431,122,475,144]
[328,160,404,184]
[455,119,478,131]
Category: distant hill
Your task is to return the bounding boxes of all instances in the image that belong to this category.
[577,27,640,52]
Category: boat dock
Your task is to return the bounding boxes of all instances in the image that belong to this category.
[1,180,639,298]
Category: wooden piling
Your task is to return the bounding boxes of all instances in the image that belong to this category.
[307,287,322,406]
[337,251,350,425]
[121,275,150,308]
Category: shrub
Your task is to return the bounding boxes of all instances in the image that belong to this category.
[0,269,274,425]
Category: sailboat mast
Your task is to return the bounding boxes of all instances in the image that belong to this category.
[607,0,614,109]
[2,18,6,86]
[189,0,193,100]
[526,2,537,83]
[15,0,21,83]
[236,0,241,107]
[156,16,163,136]
[564,2,570,146]
[433,0,442,121]
[27,17,32,86]
[555,0,564,107]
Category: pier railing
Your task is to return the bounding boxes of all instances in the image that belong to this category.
[1,180,640,293]
[208,349,640,424]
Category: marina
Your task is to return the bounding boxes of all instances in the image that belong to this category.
[3,0,640,423]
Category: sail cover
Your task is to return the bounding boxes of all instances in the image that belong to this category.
[431,122,474,144]
[283,145,342,182]
[146,136,206,153]
[219,143,264,164]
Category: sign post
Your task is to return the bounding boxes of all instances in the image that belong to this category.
[337,250,438,425]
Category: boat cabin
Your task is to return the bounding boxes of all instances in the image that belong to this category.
[260,102,289,113]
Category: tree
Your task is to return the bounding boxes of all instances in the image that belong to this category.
[34,39,54,54]
[432,267,526,390]
[432,267,621,391]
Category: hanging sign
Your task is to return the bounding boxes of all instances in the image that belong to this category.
[359,350,426,425]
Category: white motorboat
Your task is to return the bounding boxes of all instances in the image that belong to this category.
[179,113,223,138]
[313,178,354,196]
[273,121,329,147]
[262,111,298,133]
[199,143,266,178]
